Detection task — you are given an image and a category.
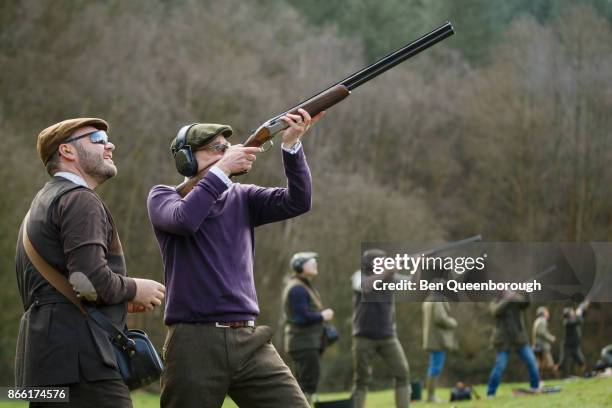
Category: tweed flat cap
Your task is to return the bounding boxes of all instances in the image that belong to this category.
[170,123,233,153]
[37,118,109,165]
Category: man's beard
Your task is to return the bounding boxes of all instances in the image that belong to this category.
[76,144,117,182]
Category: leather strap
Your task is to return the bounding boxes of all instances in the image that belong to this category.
[87,307,135,352]
[22,211,86,315]
[289,277,324,311]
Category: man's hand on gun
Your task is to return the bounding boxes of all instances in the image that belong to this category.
[129,278,166,313]
[215,145,262,176]
[214,108,324,177]
[280,108,325,147]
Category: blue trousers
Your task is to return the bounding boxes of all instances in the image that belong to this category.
[427,351,446,378]
[487,345,540,396]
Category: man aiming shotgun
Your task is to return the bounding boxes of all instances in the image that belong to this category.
[148,111,319,407]
[148,23,454,408]
[176,22,454,197]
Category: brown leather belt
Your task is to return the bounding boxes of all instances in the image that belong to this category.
[212,321,255,328]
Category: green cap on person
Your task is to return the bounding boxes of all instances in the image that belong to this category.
[170,123,233,152]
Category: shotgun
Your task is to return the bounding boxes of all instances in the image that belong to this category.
[177,22,454,196]
[415,234,481,258]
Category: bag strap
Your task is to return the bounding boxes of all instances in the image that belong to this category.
[21,211,135,352]
[87,307,135,353]
[290,277,324,311]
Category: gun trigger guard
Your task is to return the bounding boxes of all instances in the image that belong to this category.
[261,139,273,152]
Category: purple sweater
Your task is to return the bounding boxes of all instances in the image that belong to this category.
[147,149,311,325]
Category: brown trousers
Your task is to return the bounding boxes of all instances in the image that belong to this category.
[161,323,309,408]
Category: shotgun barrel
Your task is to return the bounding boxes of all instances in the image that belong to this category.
[263,22,455,127]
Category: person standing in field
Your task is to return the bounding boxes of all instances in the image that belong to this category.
[532,306,558,379]
[282,251,335,405]
[351,249,411,408]
[486,290,540,396]
[148,108,324,407]
[422,284,458,402]
[16,118,165,407]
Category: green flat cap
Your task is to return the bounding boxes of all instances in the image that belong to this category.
[290,252,318,272]
[37,118,108,165]
[170,123,233,152]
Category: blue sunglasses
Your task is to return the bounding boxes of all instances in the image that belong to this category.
[65,130,109,145]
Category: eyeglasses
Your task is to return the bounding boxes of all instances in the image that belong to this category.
[200,142,230,153]
[65,130,110,145]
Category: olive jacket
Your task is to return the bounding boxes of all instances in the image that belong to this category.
[422,294,458,351]
[490,296,530,351]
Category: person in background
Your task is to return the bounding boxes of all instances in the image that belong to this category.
[532,306,557,379]
[486,290,540,397]
[351,249,411,408]
[558,301,589,378]
[282,252,334,405]
[422,281,458,403]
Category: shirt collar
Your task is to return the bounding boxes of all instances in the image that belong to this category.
[54,171,90,188]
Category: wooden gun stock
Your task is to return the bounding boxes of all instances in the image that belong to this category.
[243,84,350,147]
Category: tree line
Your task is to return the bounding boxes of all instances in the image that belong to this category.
[0,0,610,390]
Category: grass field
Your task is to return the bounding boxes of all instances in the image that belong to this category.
[1,377,611,407]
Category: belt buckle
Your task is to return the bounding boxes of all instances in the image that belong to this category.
[215,322,231,328]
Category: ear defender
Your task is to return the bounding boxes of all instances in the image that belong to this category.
[172,124,198,177]
[293,261,304,273]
